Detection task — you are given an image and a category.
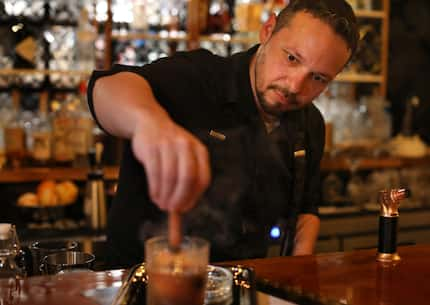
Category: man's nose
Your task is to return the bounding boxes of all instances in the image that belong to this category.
[286,69,307,95]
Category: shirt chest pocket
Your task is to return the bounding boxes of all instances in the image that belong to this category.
[193,127,254,186]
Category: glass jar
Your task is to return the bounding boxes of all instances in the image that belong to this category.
[205,266,233,305]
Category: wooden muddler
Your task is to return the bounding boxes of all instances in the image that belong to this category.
[168,211,182,252]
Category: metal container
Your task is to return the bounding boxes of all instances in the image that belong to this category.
[84,144,107,230]
[29,240,78,276]
[40,251,95,275]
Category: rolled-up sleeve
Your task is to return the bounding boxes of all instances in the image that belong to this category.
[87,64,147,134]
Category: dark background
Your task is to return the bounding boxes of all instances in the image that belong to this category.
[388,0,430,143]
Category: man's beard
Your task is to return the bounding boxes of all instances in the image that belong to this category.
[254,44,300,118]
[256,84,299,117]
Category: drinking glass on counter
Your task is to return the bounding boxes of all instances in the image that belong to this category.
[28,240,78,276]
[145,236,209,305]
[40,251,95,275]
[0,224,23,279]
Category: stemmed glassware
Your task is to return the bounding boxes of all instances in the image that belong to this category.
[0,224,24,279]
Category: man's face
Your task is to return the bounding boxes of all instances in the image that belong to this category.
[252,12,351,117]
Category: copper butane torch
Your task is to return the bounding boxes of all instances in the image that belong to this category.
[377,188,411,262]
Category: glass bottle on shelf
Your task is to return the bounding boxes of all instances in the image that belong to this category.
[131,0,148,31]
[4,108,25,168]
[70,81,94,167]
[75,7,96,71]
[50,0,79,23]
[51,94,75,166]
[352,22,381,74]
[20,110,35,161]
[30,92,52,166]
[0,93,14,169]
[234,0,264,33]
[207,0,232,34]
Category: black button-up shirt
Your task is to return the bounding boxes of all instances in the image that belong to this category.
[87,46,325,267]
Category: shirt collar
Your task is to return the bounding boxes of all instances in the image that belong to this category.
[222,45,260,121]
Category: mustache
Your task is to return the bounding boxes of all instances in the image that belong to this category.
[267,85,298,104]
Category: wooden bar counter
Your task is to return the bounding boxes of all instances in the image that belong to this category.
[231,244,430,305]
[1,245,430,305]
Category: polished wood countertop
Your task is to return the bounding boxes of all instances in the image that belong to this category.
[229,244,430,305]
[1,245,430,305]
[0,269,129,305]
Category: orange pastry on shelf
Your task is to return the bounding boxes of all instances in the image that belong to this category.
[37,180,59,206]
[17,192,39,207]
[55,180,79,205]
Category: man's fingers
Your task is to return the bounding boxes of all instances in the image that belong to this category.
[132,139,164,209]
[196,144,211,193]
[175,141,211,212]
[159,142,178,207]
[178,144,211,212]
[169,140,198,211]
[132,125,211,213]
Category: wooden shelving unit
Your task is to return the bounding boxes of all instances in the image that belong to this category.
[199,33,258,44]
[335,72,384,83]
[0,69,92,76]
[0,166,119,183]
[0,0,394,185]
[321,156,430,171]
[0,155,429,184]
[111,31,189,42]
[355,9,386,19]
[341,0,390,96]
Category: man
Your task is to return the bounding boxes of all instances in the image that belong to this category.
[88,0,359,267]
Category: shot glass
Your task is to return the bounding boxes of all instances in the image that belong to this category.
[145,236,209,305]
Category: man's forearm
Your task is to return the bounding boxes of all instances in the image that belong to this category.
[91,71,211,213]
[92,72,170,139]
[292,213,320,256]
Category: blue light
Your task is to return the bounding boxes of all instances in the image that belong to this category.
[270,226,281,239]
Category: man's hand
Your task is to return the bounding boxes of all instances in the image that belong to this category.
[131,115,211,212]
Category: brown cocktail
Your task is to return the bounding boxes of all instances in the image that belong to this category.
[145,236,209,305]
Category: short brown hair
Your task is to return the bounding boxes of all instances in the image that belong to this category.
[274,0,359,60]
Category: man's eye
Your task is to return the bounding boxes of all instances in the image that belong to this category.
[287,54,297,62]
[312,74,327,84]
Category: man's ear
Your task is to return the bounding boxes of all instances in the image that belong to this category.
[259,13,277,44]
